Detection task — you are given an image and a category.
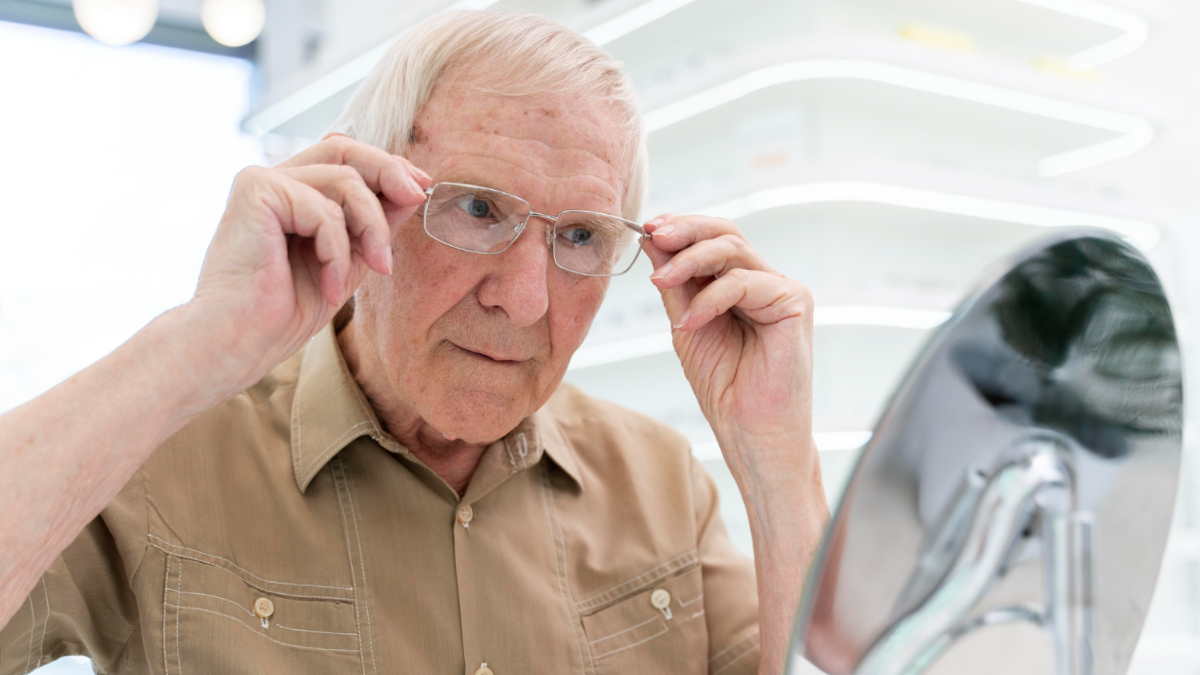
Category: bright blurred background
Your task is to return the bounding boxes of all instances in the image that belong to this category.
[1,0,1199,673]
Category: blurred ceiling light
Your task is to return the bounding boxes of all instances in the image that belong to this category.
[73,0,158,46]
[568,307,950,371]
[704,181,1160,249]
[584,0,700,45]
[201,0,265,48]
[1015,0,1149,71]
[644,59,1154,177]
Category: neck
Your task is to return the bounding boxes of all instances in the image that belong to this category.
[337,317,490,497]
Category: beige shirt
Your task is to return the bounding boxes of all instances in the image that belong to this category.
[0,321,760,675]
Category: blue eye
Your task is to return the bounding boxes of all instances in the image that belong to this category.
[562,227,594,246]
[464,197,491,218]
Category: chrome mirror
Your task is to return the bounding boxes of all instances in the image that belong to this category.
[790,231,1183,675]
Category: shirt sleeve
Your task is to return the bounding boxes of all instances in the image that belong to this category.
[0,503,146,674]
[691,455,761,675]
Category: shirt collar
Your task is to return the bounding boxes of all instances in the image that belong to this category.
[290,318,584,494]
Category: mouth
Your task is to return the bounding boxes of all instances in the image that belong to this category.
[450,342,525,365]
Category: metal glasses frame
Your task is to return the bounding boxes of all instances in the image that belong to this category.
[422,182,651,277]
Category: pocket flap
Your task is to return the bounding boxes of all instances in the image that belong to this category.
[582,565,705,660]
[172,555,359,653]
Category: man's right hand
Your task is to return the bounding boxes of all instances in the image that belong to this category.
[181,134,431,404]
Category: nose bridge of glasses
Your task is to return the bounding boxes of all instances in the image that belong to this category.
[525,211,558,248]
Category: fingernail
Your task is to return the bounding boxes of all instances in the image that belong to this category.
[649,262,674,280]
[674,310,691,330]
[655,224,676,238]
[408,177,424,197]
[647,217,666,227]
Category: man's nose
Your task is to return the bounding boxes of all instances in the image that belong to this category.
[475,220,552,327]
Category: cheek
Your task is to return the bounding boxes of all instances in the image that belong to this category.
[548,278,608,351]
[368,218,483,344]
[393,216,475,299]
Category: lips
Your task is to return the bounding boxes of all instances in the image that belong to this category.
[451,342,525,363]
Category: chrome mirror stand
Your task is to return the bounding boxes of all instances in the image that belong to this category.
[853,435,1095,675]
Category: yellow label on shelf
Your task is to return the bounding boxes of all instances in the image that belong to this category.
[1032,56,1100,81]
[897,20,976,54]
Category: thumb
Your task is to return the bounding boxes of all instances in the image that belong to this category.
[644,217,697,329]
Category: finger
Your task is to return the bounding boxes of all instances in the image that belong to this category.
[643,213,673,235]
[676,268,810,331]
[645,214,745,253]
[271,175,353,306]
[280,134,430,208]
[641,213,697,325]
[641,212,676,272]
[649,234,773,289]
[280,164,392,275]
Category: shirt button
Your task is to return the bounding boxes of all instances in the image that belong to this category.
[457,504,475,528]
[650,589,671,610]
[253,597,275,619]
[474,663,493,675]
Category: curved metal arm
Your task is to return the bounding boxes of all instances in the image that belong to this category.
[917,604,1047,670]
[853,442,1071,675]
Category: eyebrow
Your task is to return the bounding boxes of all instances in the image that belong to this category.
[438,171,507,193]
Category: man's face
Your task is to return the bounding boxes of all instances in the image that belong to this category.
[352,78,629,444]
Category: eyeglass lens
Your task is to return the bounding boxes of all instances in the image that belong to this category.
[423,183,644,276]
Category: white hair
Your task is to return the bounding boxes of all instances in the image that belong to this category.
[332,10,648,221]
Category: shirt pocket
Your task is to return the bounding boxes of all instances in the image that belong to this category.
[580,564,708,674]
[162,552,362,675]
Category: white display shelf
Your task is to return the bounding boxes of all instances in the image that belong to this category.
[243,0,1153,145]
[581,187,1156,356]
[592,0,1147,92]
[563,319,933,446]
[643,56,1154,193]
[821,0,1142,70]
[641,168,1163,257]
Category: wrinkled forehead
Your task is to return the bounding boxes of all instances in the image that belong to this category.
[408,77,631,217]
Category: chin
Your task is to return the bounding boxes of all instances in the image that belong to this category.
[423,388,531,444]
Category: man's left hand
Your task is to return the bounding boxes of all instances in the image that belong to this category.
[643,213,826,675]
[643,214,816,482]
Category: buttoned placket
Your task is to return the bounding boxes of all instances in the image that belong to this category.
[450,430,539,675]
[286,322,597,675]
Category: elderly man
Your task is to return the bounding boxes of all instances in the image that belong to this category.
[0,10,826,675]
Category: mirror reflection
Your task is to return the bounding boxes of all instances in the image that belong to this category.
[795,233,1183,675]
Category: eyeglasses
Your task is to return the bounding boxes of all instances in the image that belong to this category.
[421,182,649,277]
